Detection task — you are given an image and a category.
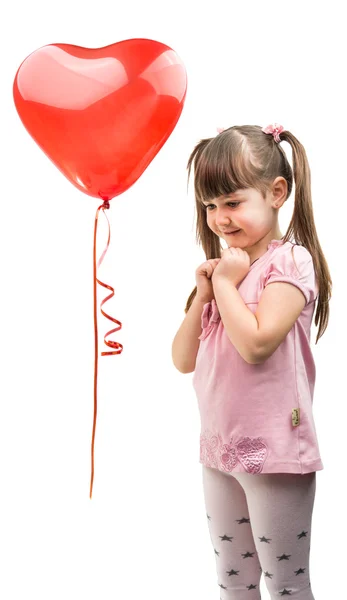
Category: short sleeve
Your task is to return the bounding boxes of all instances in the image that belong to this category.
[264,244,317,306]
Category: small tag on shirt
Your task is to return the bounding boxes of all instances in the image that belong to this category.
[292,408,300,427]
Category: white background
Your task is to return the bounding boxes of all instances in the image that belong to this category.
[1,1,345,598]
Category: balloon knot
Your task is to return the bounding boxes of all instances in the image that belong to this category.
[103,200,110,210]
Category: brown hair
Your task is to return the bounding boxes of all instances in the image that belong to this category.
[184,125,332,344]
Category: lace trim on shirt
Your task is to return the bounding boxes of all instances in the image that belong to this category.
[198,299,221,341]
[200,429,268,474]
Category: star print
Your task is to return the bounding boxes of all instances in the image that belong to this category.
[218,583,227,590]
[264,571,273,578]
[247,584,257,590]
[295,568,306,575]
[259,536,271,543]
[242,551,255,558]
[214,549,220,556]
[277,553,291,561]
[279,589,292,596]
[226,569,239,576]
[219,534,233,541]
[236,517,250,524]
[297,530,308,539]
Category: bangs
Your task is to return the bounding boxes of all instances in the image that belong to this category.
[194,134,266,206]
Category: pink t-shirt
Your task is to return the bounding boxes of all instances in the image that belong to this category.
[192,239,323,475]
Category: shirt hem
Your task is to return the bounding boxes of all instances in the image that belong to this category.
[200,457,324,475]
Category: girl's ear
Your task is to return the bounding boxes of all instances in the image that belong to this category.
[272,177,287,207]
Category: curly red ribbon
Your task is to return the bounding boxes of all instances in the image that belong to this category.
[90,200,123,499]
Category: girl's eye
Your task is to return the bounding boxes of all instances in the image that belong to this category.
[205,202,240,210]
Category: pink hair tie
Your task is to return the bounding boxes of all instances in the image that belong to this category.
[262,123,284,143]
[216,127,225,134]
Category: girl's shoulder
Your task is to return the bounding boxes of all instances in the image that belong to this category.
[264,241,317,305]
[273,241,313,272]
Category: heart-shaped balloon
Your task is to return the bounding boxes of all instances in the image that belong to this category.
[13,39,187,201]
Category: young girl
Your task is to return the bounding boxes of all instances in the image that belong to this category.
[172,123,332,600]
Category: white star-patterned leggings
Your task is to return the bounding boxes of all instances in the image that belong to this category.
[202,465,316,599]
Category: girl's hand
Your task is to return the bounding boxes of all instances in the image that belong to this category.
[211,247,251,287]
[195,258,222,303]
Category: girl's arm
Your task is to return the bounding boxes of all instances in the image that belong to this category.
[172,295,206,373]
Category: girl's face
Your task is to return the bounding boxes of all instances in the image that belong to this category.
[202,185,284,254]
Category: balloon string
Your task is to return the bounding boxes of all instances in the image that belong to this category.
[90,199,123,499]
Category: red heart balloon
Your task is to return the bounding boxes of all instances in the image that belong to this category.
[13,39,187,201]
